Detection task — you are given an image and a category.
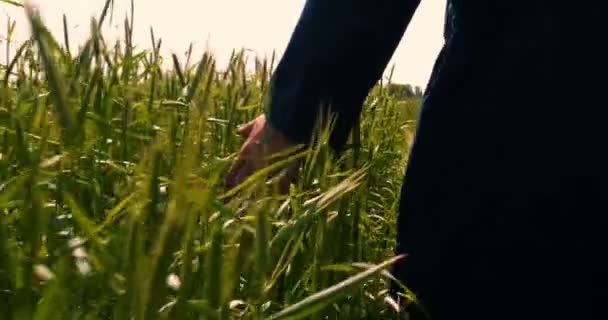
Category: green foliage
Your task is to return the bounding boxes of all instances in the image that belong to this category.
[0,0,22,8]
[385,83,423,101]
[0,2,423,319]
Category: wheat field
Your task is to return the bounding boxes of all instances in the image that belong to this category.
[0,1,426,319]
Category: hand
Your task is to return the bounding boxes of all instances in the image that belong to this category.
[224,114,300,198]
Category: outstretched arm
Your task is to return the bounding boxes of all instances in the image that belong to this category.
[265,0,422,150]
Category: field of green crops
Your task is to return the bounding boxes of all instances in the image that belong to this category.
[0,1,425,319]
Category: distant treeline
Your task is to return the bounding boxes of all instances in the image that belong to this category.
[385,83,424,100]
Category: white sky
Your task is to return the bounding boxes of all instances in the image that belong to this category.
[1,0,445,87]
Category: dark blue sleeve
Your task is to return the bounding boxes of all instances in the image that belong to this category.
[264,0,421,150]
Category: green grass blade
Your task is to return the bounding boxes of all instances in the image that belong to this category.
[0,0,22,7]
[62,14,71,57]
[25,4,76,144]
[3,41,29,88]
[206,228,224,309]
[97,0,113,28]
[184,53,209,103]
[63,192,104,247]
[267,255,406,320]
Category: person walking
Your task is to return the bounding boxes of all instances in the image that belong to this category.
[225,0,607,318]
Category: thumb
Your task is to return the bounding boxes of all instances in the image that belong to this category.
[237,120,256,137]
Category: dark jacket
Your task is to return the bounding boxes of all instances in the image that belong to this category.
[264,1,607,318]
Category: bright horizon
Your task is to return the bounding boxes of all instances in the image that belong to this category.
[1,0,446,88]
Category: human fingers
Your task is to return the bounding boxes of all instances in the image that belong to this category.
[237,119,257,137]
[225,139,262,192]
